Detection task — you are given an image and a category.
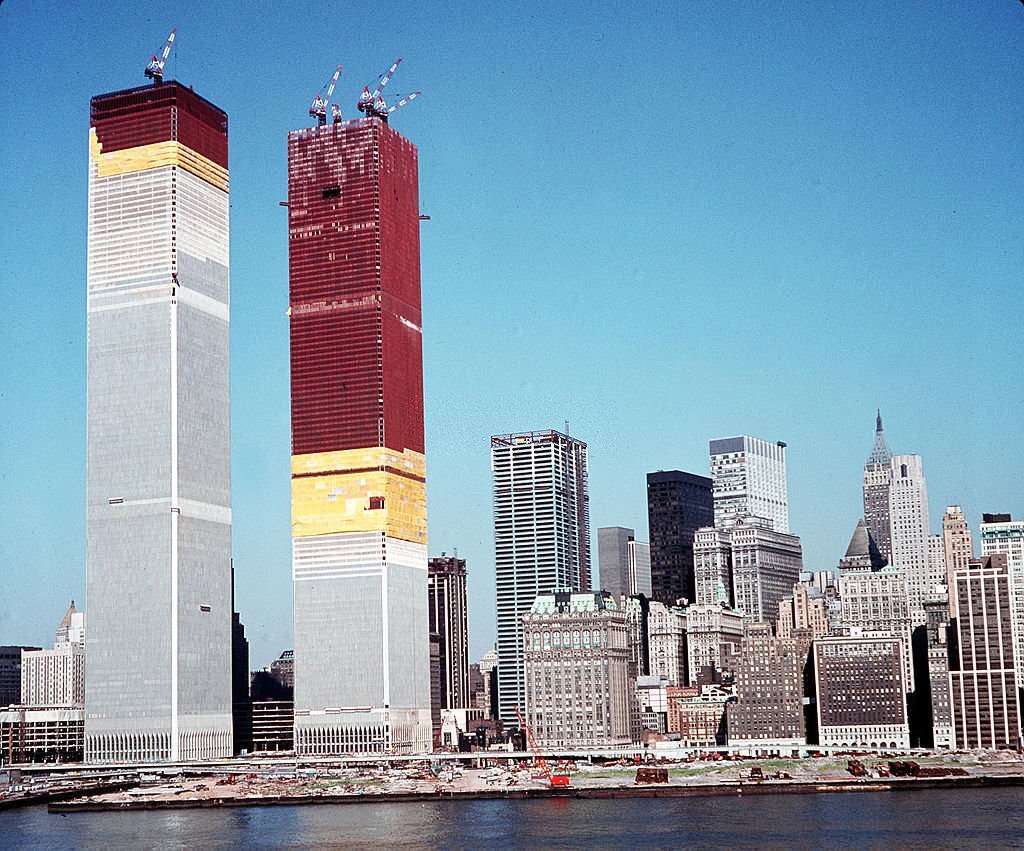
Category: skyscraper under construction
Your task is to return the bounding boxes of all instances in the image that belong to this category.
[288,90,431,753]
[85,62,233,761]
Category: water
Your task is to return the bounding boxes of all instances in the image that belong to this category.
[4,788,1024,849]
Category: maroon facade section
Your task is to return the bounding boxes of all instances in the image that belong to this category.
[288,118,424,456]
[90,82,228,168]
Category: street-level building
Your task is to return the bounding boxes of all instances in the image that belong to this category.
[0,707,84,764]
[728,623,811,753]
[814,636,909,750]
[522,591,630,748]
[949,555,1021,749]
[665,685,730,747]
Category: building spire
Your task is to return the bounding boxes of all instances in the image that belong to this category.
[865,409,892,467]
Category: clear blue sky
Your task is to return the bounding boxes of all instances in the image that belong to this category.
[1,2,1022,667]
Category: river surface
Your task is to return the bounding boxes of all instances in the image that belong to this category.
[5,787,1024,849]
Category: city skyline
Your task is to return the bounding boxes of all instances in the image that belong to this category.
[2,3,1023,668]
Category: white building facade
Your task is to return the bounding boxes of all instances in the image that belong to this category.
[709,436,789,533]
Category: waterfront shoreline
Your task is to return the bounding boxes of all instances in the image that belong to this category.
[47,773,1024,813]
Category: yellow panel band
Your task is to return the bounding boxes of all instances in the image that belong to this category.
[89,129,229,192]
[291,448,427,543]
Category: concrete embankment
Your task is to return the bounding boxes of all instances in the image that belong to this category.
[48,774,1024,813]
[2,782,134,811]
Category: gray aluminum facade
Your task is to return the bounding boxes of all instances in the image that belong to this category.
[85,85,233,762]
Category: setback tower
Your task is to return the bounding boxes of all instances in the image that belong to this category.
[288,114,431,753]
[86,80,233,761]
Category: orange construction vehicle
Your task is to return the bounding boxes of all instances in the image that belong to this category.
[514,707,571,788]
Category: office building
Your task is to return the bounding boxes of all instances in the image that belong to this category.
[814,636,909,750]
[624,596,651,677]
[709,436,789,533]
[21,602,86,708]
[1,647,40,708]
[492,429,590,726]
[776,582,830,640]
[862,411,894,566]
[646,471,714,605]
[597,527,651,597]
[251,700,295,753]
[728,623,811,754]
[685,603,744,685]
[923,600,955,749]
[635,674,671,736]
[889,454,931,626]
[839,565,915,691]
[693,526,732,607]
[979,514,1024,677]
[696,517,802,623]
[522,591,630,748]
[647,601,687,686]
[949,555,1021,749]
[428,554,470,712]
[289,108,431,754]
[478,649,499,719]
[838,519,885,573]
[730,518,803,624]
[0,707,85,764]
[665,685,730,747]
[86,78,233,762]
[928,534,948,606]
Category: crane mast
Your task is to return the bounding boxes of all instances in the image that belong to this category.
[310,65,342,126]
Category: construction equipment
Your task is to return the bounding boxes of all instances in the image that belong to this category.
[145,28,176,83]
[331,103,343,124]
[357,58,421,122]
[514,707,571,788]
[358,58,402,116]
[310,65,342,126]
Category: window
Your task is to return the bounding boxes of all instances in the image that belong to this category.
[322,186,340,199]
[367,496,385,510]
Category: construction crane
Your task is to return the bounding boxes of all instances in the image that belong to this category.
[331,103,343,124]
[514,706,571,788]
[310,65,342,126]
[144,28,176,83]
[358,57,402,117]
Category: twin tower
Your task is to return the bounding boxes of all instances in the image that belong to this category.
[85,78,430,762]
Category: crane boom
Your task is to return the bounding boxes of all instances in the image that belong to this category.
[386,91,421,114]
[145,28,176,82]
[372,57,403,99]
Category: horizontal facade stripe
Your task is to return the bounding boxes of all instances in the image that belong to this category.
[90,129,229,192]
